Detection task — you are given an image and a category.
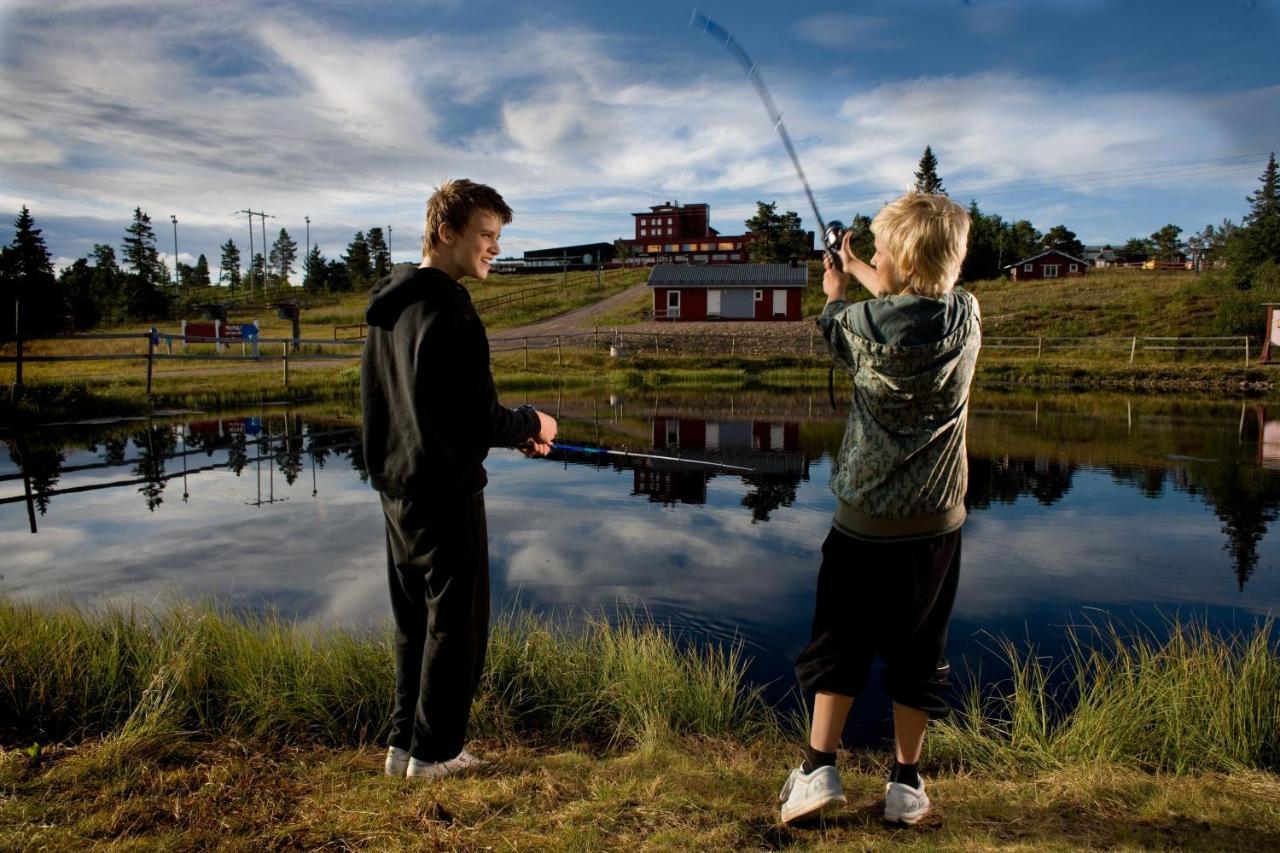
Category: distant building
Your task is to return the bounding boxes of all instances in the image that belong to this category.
[1004,249,1090,281]
[1082,246,1117,267]
[523,242,615,269]
[621,201,751,264]
[647,263,806,320]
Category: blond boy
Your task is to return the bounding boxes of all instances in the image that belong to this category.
[779,191,979,825]
[361,179,557,779]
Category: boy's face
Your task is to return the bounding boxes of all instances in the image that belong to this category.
[870,234,907,293]
[438,209,502,280]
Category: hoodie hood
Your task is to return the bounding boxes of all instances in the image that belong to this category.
[365,264,458,330]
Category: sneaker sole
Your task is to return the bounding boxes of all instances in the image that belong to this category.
[781,792,847,825]
[884,807,929,825]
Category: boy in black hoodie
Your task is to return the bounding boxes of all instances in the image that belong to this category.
[361,179,557,779]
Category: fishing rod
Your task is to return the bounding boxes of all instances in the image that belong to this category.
[547,441,756,473]
[690,9,845,268]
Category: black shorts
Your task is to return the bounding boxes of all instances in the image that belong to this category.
[794,526,962,718]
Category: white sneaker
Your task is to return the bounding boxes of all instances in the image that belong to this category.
[884,779,930,824]
[384,746,410,777]
[778,764,847,824]
[406,749,487,780]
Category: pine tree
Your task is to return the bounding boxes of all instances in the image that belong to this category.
[914,145,945,194]
[744,201,809,263]
[1149,224,1185,263]
[251,253,266,292]
[1042,225,1084,258]
[269,227,298,287]
[120,207,168,319]
[962,201,1005,281]
[1,206,61,333]
[1232,152,1280,274]
[193,254,211,287]
[1005,220,1043,264]
[304,245,326,293]
[366,227,391,279]
[59,257,101,330]
[344,231,373,286]
[1116,237,1154,263]
[219,239,241,291]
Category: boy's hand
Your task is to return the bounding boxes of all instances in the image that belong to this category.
[535,411,557,446]
[822,251,849,302]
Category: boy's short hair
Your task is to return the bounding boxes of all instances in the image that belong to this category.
[422,179,513,256]
[871,191,970,298]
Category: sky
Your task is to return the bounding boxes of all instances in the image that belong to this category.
[1,0,1278,281]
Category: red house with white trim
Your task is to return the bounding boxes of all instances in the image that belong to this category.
[647,263,806,321]
[1004,249,1090,281]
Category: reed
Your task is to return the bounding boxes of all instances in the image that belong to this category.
[931,618,1280,773]
[0,600,772,752]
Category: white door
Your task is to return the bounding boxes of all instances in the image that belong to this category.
[772,289,787,316]
[666,290,680,319]
[707,289,721,317]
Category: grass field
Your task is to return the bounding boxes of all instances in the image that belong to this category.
[2,600,1278,849]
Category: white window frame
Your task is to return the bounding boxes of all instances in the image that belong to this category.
[1023,263,1033,272]
[1069,263,1078,272]
[1043,264,1059,278]
[666,289,680,318]
[754,289,763,301]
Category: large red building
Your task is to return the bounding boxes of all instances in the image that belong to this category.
[621,201,751,264]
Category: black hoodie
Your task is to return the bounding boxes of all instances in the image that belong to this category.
[360,264,539,501]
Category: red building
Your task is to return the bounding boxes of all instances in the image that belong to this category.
[648,263,806,320]
[622,201,750,264]
[1004,249,1090,281]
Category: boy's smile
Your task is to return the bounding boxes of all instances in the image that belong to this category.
[426,210,503,280]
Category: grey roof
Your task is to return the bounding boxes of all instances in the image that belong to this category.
[646,263,808,288]
[1002,249,1091,269]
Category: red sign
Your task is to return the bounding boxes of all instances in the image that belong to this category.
[185,322,218,338]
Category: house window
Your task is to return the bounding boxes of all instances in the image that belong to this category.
[700,243,713,251]
[665,420,679,446]
[1069,263,1078,272]
[666,217,672,225]
[712,253,727,261]
[730,253,741,260]
[646,245,660,253]
[640,228,647,236]
[1023,263,1033,272]
[664,244,678,253]
[718,242,735,251]
[1044,264,1059,278]
[682,243,696,251]
[754,289,763,301]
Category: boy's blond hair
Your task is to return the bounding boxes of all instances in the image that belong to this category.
[871,191,970,298]
[422,178,513,256]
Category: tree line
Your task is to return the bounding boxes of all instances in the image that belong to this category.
[738,146,1280,288]
[0,207,404,334]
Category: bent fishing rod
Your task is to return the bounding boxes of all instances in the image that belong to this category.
[536,441,756,473]
[690,9,845,269]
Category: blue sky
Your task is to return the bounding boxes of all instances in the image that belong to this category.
[1,0,1278,280]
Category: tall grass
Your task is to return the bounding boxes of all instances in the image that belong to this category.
[931,618,1280,773]
[0,600,772,751]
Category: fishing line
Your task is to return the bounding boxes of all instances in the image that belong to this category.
[690,9,845,268]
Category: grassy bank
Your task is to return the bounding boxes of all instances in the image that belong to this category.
[2,601,1278,848]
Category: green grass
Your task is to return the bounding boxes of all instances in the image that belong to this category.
[3,600,1279,849]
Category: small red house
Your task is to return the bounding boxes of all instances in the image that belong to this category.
[1004,249,1090,281]
[648,263,806,320]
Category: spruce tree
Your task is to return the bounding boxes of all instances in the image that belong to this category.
[914,145,945,194]
[1234,151,1280,272]
[744,201,809,263]
[269,227,298,287]
[2,206,61,333]
[193,254,211,287]
[344,231,373,286]
[219,239,241,291]
[304,244,325,293]
[962,201,1005,281]
[366,227,391,279]
[120,207,167,319]
[92,244,123,323]
[1042,225,1084,258]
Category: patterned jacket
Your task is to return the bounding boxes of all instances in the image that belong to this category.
[817,288,982,540]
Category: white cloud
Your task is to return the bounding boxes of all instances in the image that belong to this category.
[794,14,896,50]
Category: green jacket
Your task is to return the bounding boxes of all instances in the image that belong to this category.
[817,288,982,540]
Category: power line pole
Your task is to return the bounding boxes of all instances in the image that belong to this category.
[387,224,392,260]
[234,209,274,294]
[170,214,179,289]
[304,215,311,291]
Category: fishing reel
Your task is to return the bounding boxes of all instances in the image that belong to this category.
[823,221,845,270]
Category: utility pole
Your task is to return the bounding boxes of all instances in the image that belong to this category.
[170,214,179,289]
[235,209,274,294]
[387,224,392,260]
[304,215,310,291]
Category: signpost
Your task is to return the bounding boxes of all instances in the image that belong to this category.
[1262,304,1280,364]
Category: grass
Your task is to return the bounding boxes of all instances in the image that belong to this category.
[2,600,1279,848]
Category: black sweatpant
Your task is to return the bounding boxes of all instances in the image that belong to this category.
[381,490,490,762]
[795,526,961,718]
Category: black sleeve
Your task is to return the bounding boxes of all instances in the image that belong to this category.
[447,312,540,449]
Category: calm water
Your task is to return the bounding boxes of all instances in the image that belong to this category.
[3,390,1279,740]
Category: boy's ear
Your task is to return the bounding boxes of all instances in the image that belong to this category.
[436,222,455,246]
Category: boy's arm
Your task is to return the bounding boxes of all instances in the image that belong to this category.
[836,231,894,298]
[816,253,858,372]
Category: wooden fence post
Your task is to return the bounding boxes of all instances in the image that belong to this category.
[523,338,528,368]
[1244,336,1250,367]
[556,336,562,366]
[13,335,22,393]
[731,335,736,356]
[1129,336,1138,364]
[145,329,155,395]
[1036,337,1043,360]
[283,342,290,388]
[593,326,598,351]
[809,327,815,357]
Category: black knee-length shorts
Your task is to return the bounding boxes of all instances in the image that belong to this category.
[794,526,962,718]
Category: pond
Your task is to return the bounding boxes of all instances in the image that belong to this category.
[3,389,1279,742]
